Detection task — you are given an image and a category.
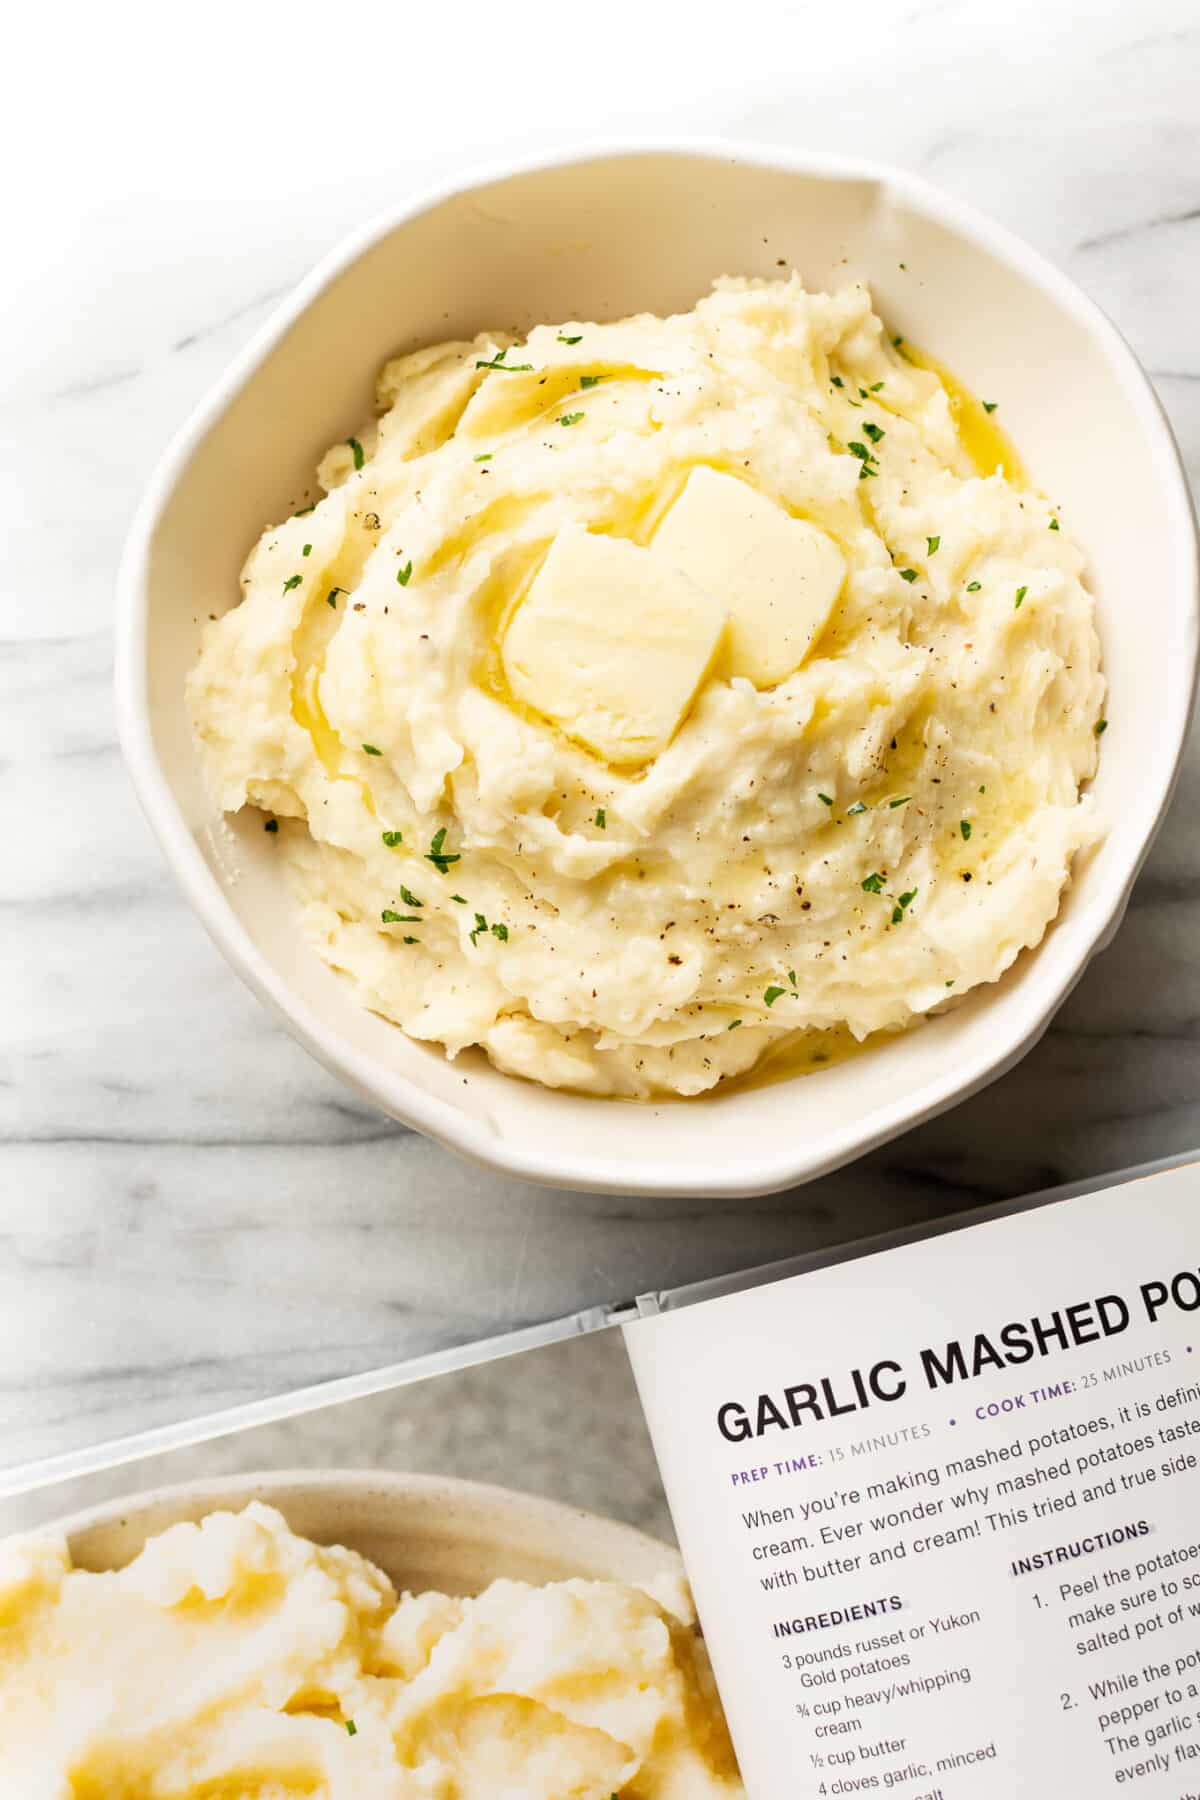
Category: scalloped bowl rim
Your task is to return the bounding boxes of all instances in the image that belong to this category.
[114,138,1199,1197]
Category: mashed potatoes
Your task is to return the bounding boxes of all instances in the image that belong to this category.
[0,1502,742,1798]
[188,277,1103,1097]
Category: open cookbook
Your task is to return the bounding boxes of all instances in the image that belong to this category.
[6,1157,1200,1798]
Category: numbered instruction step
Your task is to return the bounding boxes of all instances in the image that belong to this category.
[741,1366,1200,1791]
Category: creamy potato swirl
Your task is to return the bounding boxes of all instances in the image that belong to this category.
[0,1503,742,1797]
[188,277,1103,1097]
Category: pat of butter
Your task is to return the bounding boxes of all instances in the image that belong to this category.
[652,466,845,686]
[502,527,725,764]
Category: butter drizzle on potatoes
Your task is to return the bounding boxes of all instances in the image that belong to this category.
[187,276,1104,1098]
[0,1503,743,1797]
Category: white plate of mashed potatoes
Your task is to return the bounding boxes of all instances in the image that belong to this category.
[117,143,1198,1195]
[1,1472,743,1798]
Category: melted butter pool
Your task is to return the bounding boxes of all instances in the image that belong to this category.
[718,1020,899,1095]
[898,342,1025,485]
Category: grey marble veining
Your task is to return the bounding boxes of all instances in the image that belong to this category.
[3,0,1199,1485]
[1,1331,676,1547]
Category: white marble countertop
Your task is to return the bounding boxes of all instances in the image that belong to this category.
[3,0,1199,1483]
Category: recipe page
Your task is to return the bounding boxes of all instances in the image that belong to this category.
[626,1162,1200,1799]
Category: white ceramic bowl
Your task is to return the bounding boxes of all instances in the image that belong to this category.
[115,141,1198,1198]
[47,1469,681,1595]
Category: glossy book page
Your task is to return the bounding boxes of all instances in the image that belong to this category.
[626,1161,1200,1798]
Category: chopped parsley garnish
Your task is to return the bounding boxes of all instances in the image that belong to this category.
[450,893,467,904]
[594,808,606,828]
[869,381,884,392]
[763,985,788,1007]
[859,387,870,399]
[818,792,833,807]
[863,872,916,922]
[892,889,918,925]
[926,535,940,555]
[399,885,423,908]
[476,347,533,372]
[426,827,461,872]
[294,504,315,516]
[1015,585,1027,609]
[346,1720,358,1737]
[326,587,345,608]
[396,560,413,587]
[381,830,403,847]
[579,374,606,389]
[557,333,583,345]
[982,400,998,414]
[264,818,279,833]
[862,421,885,444]
[889,795,911,808]
[1095,718,1108,736]
[302,543,312,557]
[1049,517,1060,531]
[966,580,981,592]
[347,437,364,469]
[491,921,509,942]
[847,800,868,816]
[362,743,382,756]
[831,374,844,388]
[470,912,489,945]
[282,574,302,592]
[893,335,904,347]
[960,819,972,841]
[474,452,493,462]
[381,910,419,925]
[899,568,918,583]
[728,1018,743,1030]
[847,441,878,480]
[403,935,419,944]
[558,411,585,426]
